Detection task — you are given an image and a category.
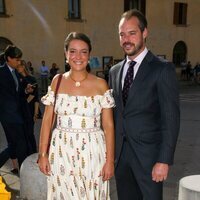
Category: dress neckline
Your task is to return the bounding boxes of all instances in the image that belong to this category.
[48,87,112,98]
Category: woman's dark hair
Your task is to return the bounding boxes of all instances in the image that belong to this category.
[121,9,147,32]
[4,45,22,61]
[64,32,92,53]
[64,32,92,72]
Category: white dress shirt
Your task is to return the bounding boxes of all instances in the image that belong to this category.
[122,47,148,88]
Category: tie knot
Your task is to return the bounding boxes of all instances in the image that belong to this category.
[129,61,136,67]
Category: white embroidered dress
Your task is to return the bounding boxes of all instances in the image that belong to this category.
[41,87,115,200]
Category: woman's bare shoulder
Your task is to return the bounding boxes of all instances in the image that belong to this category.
[88,74,109,93]
[51,73,65,91]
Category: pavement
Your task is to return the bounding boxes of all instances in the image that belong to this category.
[1,79,200,200]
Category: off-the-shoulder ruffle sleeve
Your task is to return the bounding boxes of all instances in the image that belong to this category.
[41,86,55,106]
[100,89,115,108]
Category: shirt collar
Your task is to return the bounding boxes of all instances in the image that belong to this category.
[126,47,148,64]
[7,63,15,72]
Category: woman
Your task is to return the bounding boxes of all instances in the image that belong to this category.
[38,32,115,199]
[17,62,38,154]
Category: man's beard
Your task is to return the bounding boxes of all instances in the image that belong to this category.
[123,42,143,57]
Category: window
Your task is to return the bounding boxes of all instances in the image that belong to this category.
[173,2,187,25]
[68,0,81,19]
[124,0,146,15]
[0,0,6,15]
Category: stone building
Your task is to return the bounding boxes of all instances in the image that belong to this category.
[0,0,199,72]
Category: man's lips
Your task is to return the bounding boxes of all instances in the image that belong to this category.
[123,42,134,49]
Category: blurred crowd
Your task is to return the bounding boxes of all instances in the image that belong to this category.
[180,60,200,83]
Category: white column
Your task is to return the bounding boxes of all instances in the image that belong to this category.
[178,175,200,200]
[20,153,47,200]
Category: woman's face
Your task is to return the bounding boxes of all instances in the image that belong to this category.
[66,39,90,71]
[17,64,25,73]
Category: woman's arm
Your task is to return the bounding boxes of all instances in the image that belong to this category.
[97,77,115,181]
[101,107,115,181]
[38,75,59,175]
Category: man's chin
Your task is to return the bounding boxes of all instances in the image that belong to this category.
[123,48,135,56]
[126,51,137,57]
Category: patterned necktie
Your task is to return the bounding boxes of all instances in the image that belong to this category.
[122,61,136,105]
[11,69,19,91]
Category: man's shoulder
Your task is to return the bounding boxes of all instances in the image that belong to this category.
[0,63,7,72]
[110,60,125,73]
[146,52,174,68]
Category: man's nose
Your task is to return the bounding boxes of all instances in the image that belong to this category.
[123,35,130,42]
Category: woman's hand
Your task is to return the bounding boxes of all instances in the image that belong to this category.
[33,114,38,122]
[100,161,114,181]
[38,156,51,176]
[25,84,34,94]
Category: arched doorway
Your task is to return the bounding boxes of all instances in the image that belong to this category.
[173,41,187,66]
[0,37,13,53]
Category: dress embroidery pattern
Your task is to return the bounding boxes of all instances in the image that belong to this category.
[42,88,115,200]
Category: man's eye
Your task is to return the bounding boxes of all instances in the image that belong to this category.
[130,32,136,35]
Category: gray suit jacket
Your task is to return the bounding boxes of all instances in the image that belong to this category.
[109,51,180,171]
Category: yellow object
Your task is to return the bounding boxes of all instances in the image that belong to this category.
[0,176,11,200]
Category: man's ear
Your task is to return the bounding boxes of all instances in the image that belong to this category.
[7,56,11,62]
[143,28,148,39]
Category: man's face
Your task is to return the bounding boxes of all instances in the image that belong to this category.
[7,57,21,69]
[119,16,147,59]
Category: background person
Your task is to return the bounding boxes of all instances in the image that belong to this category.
[109,9,180,200]
[49,62,59,81]
[26,61,34,75]
[0,45,33,171]
[17,62,38,154]
[39,60,49,94]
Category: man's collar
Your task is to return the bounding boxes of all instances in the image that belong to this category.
[126,47,148,63]
[6,63,15,72]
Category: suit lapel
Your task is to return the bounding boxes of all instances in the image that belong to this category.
[124,51,154,109]
[116,60,126,109]
[4,64,18,93]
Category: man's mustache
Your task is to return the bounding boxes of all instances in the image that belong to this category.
[122,42,134,47]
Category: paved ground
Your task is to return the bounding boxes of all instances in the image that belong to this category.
[1,80,200,200]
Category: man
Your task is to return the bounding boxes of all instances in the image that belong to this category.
[39,60,49,94]
[0,45,33,170]
[109,9,180,200]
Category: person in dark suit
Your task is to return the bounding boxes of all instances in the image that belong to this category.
[109,9,180,200]
[0,45,33,171]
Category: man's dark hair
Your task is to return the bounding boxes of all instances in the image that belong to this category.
[4,45,23,61]
[0,52,5,65]
[121,9,147,32]
[64,32,92,53]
